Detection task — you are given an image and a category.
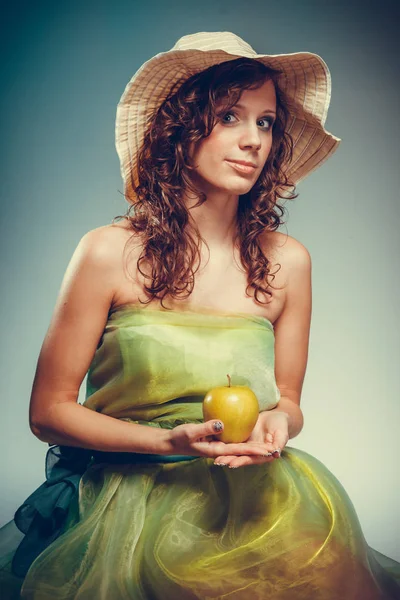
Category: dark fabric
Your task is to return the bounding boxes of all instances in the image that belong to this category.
[11,445,197,577]
[11,446,92,577]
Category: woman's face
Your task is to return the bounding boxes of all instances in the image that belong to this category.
[188,79,277,197]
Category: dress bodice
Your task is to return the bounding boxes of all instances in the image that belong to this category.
[83,305,281,424]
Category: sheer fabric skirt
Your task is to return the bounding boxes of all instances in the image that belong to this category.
[1,446,400,600]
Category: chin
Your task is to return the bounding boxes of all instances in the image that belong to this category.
[224,183,255,195]
[199,175,256,197]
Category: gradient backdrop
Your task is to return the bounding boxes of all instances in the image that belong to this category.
[1,0,399,561]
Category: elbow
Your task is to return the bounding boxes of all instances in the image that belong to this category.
[29,394,61,443]
[29,408,58,443]
[29,406,42,437]
[29,400,77,445]
[29,418,50,442]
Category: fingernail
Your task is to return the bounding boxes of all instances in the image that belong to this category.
[215,462,227,467]
[273,448,281,456]
[213,421,223,432]
[263,453,273,457]
[228,466,238,469]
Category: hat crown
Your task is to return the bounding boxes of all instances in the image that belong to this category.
[171,31,257,57]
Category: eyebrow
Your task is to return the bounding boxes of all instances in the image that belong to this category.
[234,102,276,116]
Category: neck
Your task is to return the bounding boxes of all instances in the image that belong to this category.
[183,188,240,252]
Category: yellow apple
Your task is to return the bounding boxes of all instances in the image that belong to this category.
[202,374,260,443]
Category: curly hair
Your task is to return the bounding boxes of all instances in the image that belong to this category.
[113,57,298,309]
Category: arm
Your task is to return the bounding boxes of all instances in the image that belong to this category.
[29,226,171,454]
[262,235,312,439]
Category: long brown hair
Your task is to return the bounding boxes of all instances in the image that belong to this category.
[114,57,298,309]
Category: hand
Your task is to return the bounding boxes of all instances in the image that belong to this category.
[213,410,290,469]
[167,420,274,459]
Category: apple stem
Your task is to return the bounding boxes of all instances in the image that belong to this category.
[226,374,231,387]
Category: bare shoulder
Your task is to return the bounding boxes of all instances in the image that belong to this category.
[259,230,312,324]
[84,217,136,256]
[89,217,147,307]
[263,230,311,276]
[80,218,142,271]
[52,218,141,316]
[262,230,310,290]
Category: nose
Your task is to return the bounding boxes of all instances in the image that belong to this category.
[239,123,262,150]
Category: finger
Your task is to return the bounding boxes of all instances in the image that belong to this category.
[213,455,237,467]
[204,420,225,437]
[223,441,275,455]
[198,435,216,443]
[187,420,225,444]
[271,432,289,457]
[192,439,273,458]
[214,452,276,468]
[226,455,275,469]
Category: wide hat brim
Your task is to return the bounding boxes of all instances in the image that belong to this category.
[115,31,341,201]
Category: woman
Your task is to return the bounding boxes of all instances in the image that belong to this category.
[1,31,400,599]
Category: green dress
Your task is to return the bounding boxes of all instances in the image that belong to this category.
[1,305,400,599]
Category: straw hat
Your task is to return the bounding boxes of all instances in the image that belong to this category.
[115,31,341,200]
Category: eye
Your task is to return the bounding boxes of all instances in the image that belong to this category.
[257,117,275,130]
[221,111,237,124]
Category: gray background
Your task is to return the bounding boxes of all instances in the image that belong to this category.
[1,0,399,560]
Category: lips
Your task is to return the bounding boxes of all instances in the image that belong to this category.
[226,159,257,168]
[225,160,257,175]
